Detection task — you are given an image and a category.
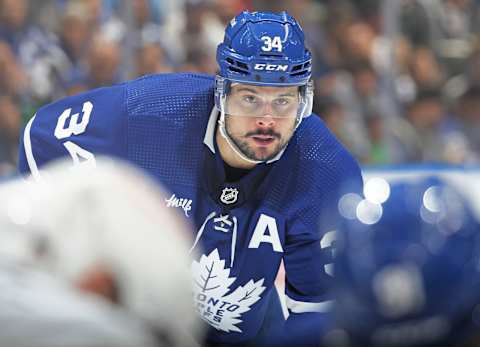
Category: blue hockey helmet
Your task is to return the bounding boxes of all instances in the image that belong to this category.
[331,177,480,347]
[215,11,314,164]
[216,11,312,86]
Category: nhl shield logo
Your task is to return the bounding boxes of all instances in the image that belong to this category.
[220,187,239,205]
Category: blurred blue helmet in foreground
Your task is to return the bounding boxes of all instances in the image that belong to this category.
[331,177,480,347]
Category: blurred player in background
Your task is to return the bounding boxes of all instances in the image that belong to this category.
[0,157,202,347]
[17,10,362,346]
[275,174,480,347]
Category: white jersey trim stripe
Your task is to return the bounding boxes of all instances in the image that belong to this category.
[23,114,42,181]
[285,295,333,313]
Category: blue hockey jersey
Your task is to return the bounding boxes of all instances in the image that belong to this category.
[18,73,363,345]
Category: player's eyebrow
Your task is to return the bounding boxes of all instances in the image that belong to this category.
[278,92,297,97]
[234,87,297,97]
[235,87,260,94]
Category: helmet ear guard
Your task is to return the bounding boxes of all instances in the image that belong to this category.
[214,76,228,115]
[300,80,314,119]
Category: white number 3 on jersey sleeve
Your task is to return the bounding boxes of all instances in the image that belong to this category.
[54,101,96,168]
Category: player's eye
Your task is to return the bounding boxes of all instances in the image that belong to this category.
[274,98,290,106]
[242,95,257,104]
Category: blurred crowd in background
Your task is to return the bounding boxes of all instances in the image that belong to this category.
[1,0,480,177]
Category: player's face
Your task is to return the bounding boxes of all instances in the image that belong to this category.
[224,84,299,162]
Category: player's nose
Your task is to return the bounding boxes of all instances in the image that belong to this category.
[256,102,276,127]
[256,115,275,127]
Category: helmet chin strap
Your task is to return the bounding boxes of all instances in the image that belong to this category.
[217,107,263,165]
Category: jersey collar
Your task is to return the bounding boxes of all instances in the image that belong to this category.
[203,107,218,153]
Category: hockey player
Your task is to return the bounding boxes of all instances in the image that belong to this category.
[0,157,202,347]
[17,11,363,346]
[276,174,480,347]
[332,175,480,347]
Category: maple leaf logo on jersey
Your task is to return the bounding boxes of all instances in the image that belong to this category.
[191,249,266,333]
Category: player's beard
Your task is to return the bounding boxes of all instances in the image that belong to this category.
[225,121,295,162]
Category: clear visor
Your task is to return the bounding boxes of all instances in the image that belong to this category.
[224,84,301,118]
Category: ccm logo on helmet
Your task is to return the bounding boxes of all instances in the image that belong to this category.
[253,64,289,71]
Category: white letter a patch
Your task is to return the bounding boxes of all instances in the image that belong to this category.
[248,214,283,253]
